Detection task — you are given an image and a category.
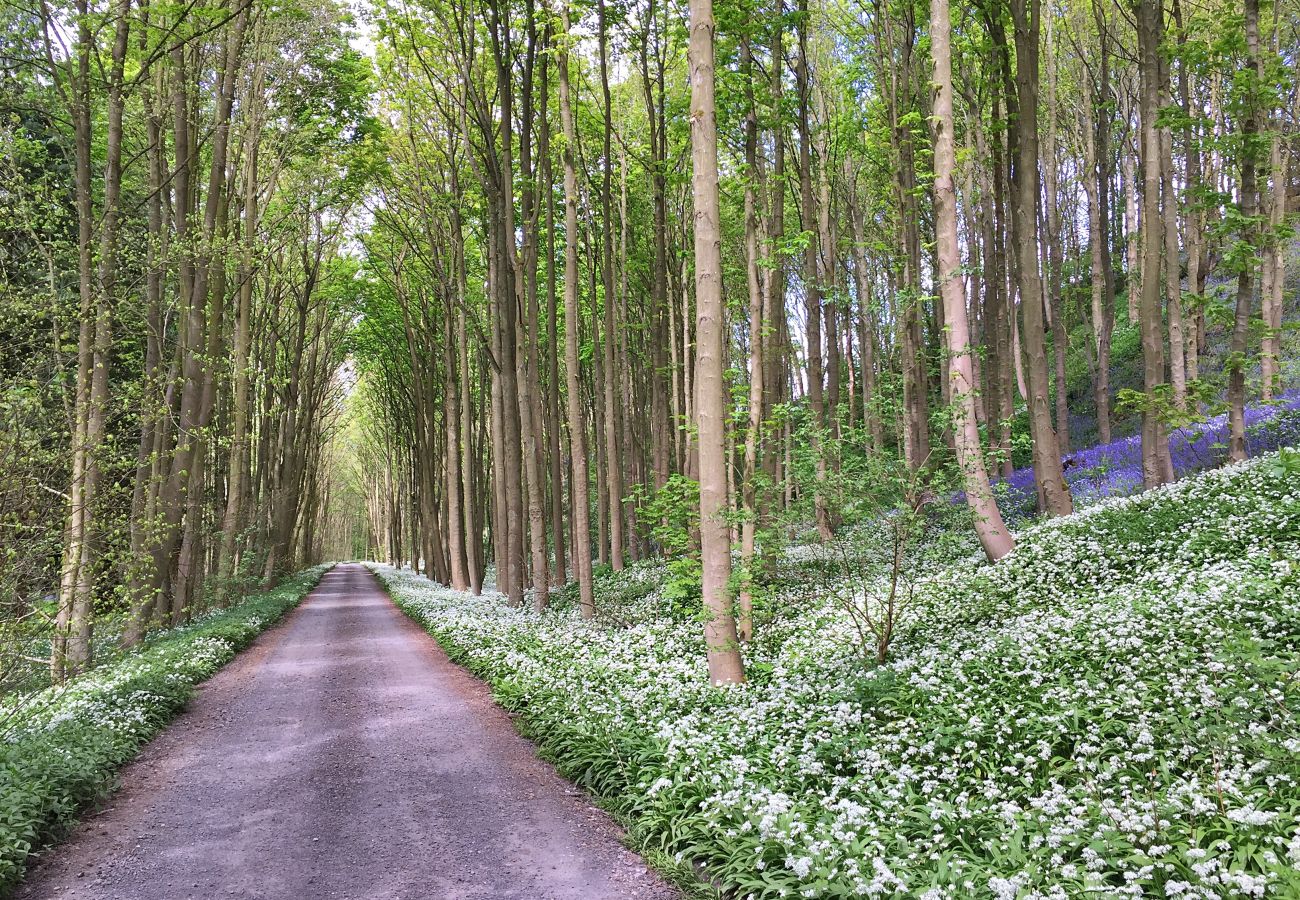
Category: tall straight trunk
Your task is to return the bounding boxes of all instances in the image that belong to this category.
[444,303,469,592]
[53,0,133,674]
[1227,0,1262,461]
[1007,0,1072,514]
[590,249,610,561]
[450,164,483,594]
[934,239,951,416]
[644,39,672,491]
[844,299,857,429]
[252,330,276,535]
[689,0,745,685]
[123,42,168,605]
[516,18,550,609]
[155,5,248,613]
[597,0,625,571]
[53,0,107,677]
[158,38,198,606]
[816,90,841,436]
[488,6,527,607]
[459,309,483,593]
[668,255,684,471]
[1136,0,1176,484]
[882,8,931,472]
[738,33,764,643]
[517,310,549,606]
[173,175,234,620]
[218,100,264,601]
[990,93,1014,475]
[1122,138,1141,325]
[640,5,673,492]
[558,4,595,616]
[488,286,509,591]
[262,274,324,591]
[1259,85,1289,400]
[931,0,1013,560]
[125,92,166,630]
[1084,19,1116,444]
[900,175,930,467]
[681,253,698,477]
[1082,104,1107,439]
[1159,76,1187,411]
[848,180,883,452]
[617,145,641,559]
[797,0,833,540]
[763,13,788,478]
[261,271,316,586]
[963,153,986,428]
[1042,15,1069,452]
[539,43,567,586]
[1174,0,1202,386]
[971,111,1006,472]
[797,0,822,430]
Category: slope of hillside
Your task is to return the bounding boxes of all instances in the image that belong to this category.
[376,452,1300,899]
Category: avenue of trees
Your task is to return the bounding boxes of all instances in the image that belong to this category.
[2,0,378,680]
[1,0,1296,684]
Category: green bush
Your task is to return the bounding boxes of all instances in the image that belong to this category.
[0,565,327,895]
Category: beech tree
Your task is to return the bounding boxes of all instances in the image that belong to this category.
[930,0,1013,561]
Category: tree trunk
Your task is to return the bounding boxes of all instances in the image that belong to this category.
[1159,74,1187,412]
[1227,0,1262,461]
[539,43,567,587]
[1136,0,1176,484]
[559,4,595,616]
[1259,84,1289,401]
[1082,32,1116,445]
[1007,0,1073,514]
[1122,136,1141,325]
[596,0,625,571]
[797,0,833,540]
[1042,15,1070,452]
[738,32,765,643]
[53,0,132,675]
[931,0,1013,560]
[688,0,745,685]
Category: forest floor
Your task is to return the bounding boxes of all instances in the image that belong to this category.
[14,564,676,900]
[374,449,1300,897]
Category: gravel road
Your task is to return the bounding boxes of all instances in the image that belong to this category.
[16,564,679,900]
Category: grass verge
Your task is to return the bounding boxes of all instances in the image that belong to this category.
[0,564,329,895]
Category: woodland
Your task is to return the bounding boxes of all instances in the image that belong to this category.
[1,0,1299,890]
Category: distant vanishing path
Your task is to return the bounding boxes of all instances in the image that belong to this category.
[17,564,677,900]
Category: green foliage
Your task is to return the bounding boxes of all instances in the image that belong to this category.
[633,475,703,614]
[0,566,327,894]
[1116,379,1221,431]
[1265,446,1300,478]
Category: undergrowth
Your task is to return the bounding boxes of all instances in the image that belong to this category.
[0,564,328,896]
[375,453,1300,898]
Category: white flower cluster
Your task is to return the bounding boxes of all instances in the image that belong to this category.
[3,634,237,745]
[2,565,330,745]
[374,454,1300,898]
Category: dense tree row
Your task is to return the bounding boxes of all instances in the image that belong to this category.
[348,0,1297,682]
[1,0,375,678]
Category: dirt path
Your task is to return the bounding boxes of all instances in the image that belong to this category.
[17,564,679,900]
